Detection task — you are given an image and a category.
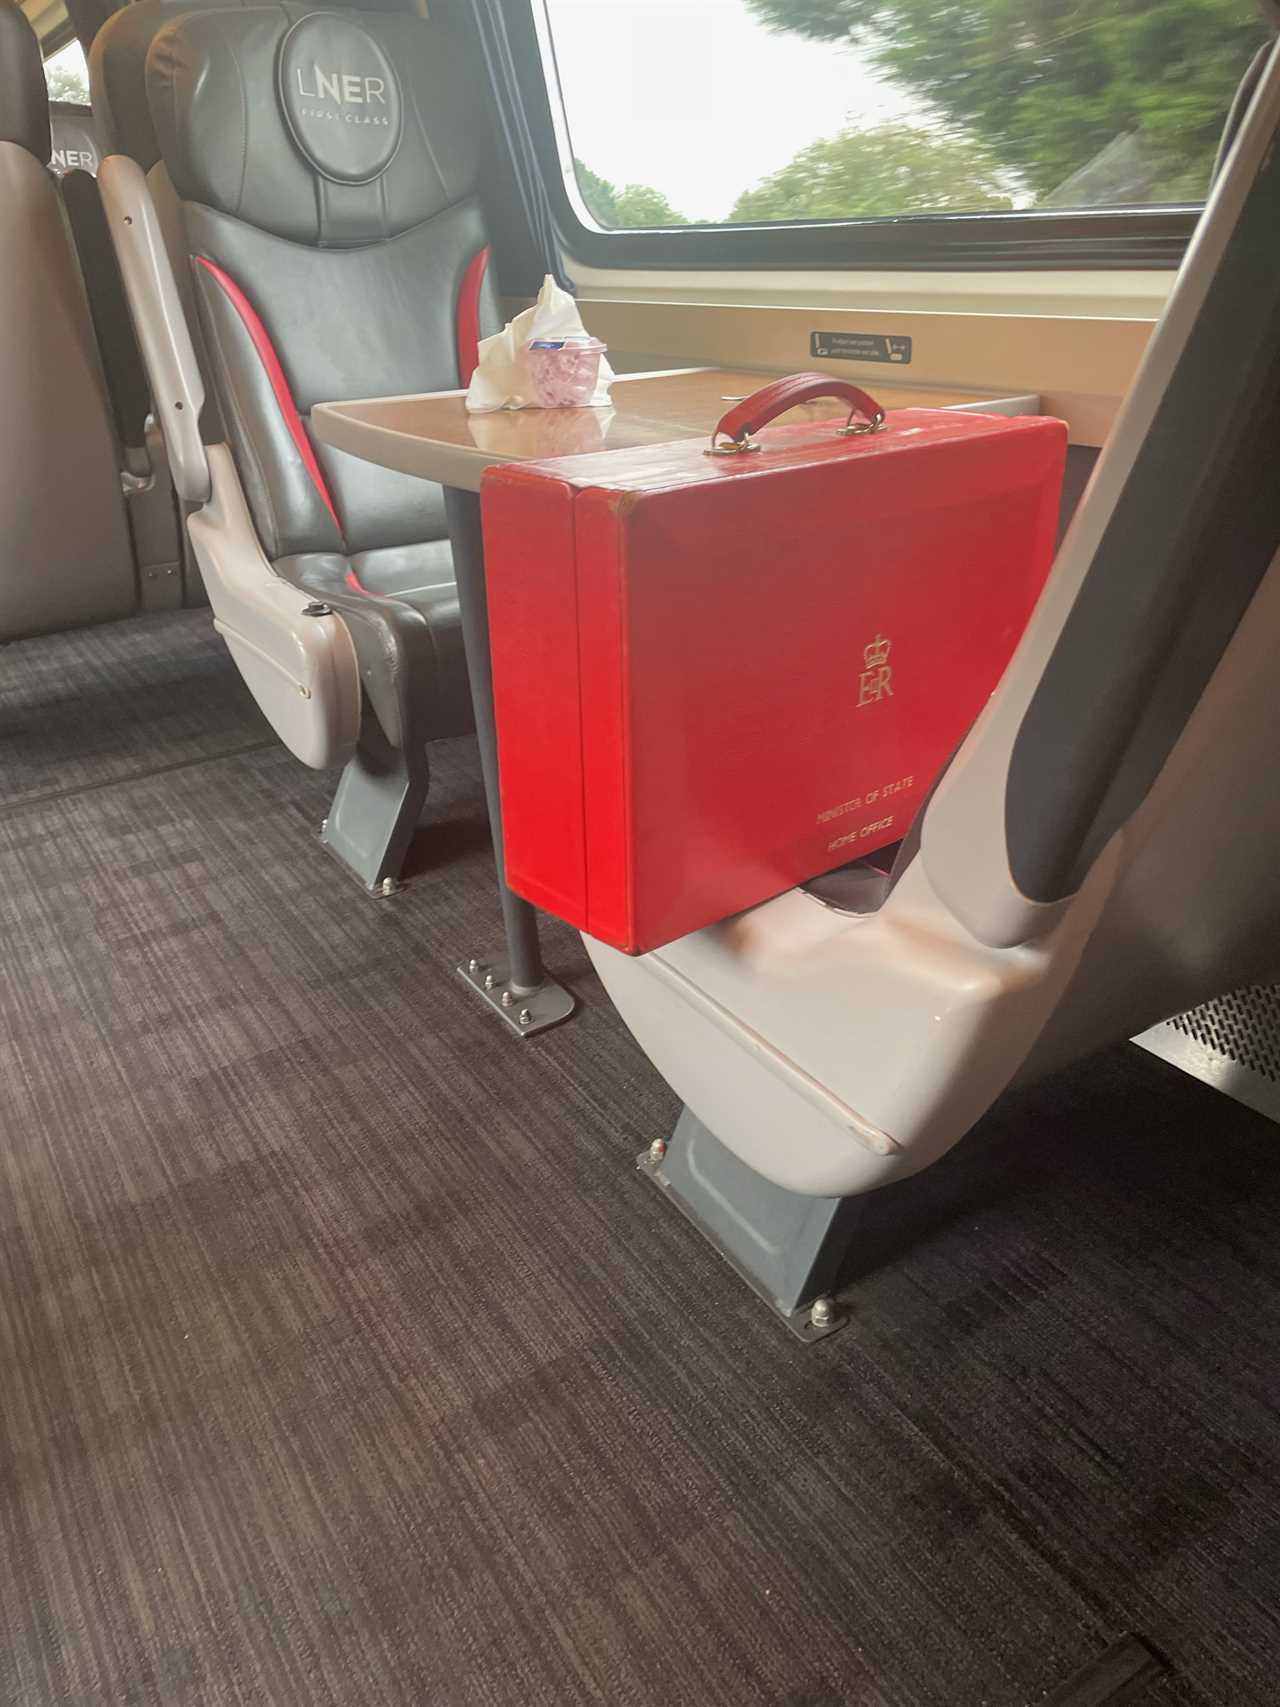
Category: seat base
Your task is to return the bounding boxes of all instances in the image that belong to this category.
[638,1106,856,1341]
[285,538,473,895]
[321,713,428,895]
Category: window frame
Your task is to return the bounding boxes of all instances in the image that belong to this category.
[502,0,1204,273]
[39,17,78,59]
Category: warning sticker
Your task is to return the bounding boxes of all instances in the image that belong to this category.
[810,330,912,366]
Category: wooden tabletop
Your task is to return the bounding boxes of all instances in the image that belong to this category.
[311,367,1040,493]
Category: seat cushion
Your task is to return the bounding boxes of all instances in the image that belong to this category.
[345,543,469,734]
[345,537,455,603]
[276,541,472,749]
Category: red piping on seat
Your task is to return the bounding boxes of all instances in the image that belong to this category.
[456,246,490,388]
[342,567,389,596]
[194,255,342,537]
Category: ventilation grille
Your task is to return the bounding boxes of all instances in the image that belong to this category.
[1167,985,1280,1081]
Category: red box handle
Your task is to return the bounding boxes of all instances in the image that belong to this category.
[709,371,886,455]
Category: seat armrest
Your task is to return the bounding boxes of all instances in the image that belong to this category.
[275,556,442,754]
[188,449,360,769]
[98,153,209,505]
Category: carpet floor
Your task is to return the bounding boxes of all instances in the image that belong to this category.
[0,611,1277,1707]
[0,610,272,809]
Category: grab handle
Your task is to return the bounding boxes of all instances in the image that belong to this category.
[708,372,886,455]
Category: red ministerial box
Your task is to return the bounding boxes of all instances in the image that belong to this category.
[482,388,1065,955]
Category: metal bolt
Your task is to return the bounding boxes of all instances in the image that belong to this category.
[320,817,329,833]
[647,1138,667,1165]
[518,1008,532,1026]
[483,972,495,991]
[809,1296,836,1331]
[379,877,397,897]
[500,990,513,1008]
[468,958,479,974]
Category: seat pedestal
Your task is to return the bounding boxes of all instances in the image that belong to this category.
[322,716,428,895]
[638,1107,860,1341]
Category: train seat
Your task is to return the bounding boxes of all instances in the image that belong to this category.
[0,0,137,640]
[91,0,502,891]
[583,35,1280,1334]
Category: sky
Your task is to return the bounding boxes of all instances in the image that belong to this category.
[542,0,925,222]
[44,2,926,222]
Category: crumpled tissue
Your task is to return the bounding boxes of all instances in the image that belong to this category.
[465,274,614,413]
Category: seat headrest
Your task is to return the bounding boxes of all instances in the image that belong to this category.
[91,0,424,173]
[91,0,264,173]
[0,0,52,163]
[90,0,172,168]
[146,3,485,245]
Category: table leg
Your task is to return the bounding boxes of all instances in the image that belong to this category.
[445,486,575,1036]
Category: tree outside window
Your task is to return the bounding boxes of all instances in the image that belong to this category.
[560,0,1269,229]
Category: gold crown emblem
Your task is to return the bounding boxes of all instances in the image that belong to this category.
[863,634,891,669]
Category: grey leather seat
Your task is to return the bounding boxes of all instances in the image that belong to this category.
[158,0,487,733]
[0,0,136,639]
[91,0,502,890]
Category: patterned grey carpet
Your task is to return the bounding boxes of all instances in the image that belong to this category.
[0,612,1277,1706]
[0,609,272,808]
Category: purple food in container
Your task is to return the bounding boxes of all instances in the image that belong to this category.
[526,336,608,407]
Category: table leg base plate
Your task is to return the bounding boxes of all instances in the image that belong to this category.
[457,958,575,1037]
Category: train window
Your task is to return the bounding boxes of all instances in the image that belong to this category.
[536,0,1269,242]
[43,38,90,106]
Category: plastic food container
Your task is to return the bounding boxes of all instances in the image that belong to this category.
[526,336,607,408]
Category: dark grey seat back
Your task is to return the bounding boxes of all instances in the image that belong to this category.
[61,161,153,452]
[46,98,149,445]
[144,0,500,565]
[0,0,136,638]
[0,0,48,161]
